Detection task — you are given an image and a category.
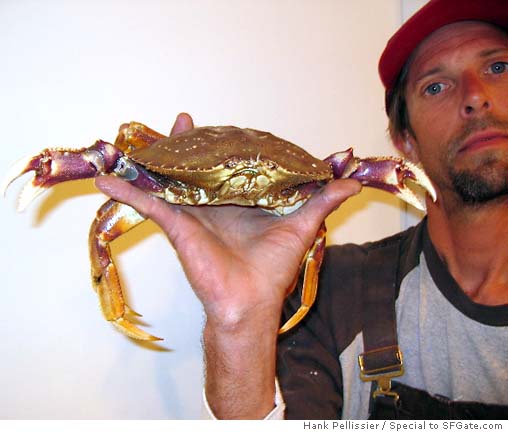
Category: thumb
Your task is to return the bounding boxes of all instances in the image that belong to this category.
[296,179,362,222]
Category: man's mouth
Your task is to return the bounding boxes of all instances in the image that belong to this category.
[459,130,508,153]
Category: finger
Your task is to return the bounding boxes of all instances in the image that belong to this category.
[95,176,175,223]
[95,175,208,249]
[170,112,194,136]
[296,179,362,222]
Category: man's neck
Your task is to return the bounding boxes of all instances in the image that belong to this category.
[426,195,508,305]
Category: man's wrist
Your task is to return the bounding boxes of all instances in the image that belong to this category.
[203,299,284,336]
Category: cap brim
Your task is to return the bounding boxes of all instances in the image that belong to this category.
[379,0,508,91]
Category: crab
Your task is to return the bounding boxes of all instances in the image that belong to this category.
[2,121,436,341]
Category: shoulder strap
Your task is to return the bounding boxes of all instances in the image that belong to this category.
[358,241,404,401]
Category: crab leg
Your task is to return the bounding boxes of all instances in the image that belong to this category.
[325,148,436,211]
[89,199,162,341]
[114,121,167,153]
[1,141,124,210]
[1,139,165,211]
[279,223,327,334]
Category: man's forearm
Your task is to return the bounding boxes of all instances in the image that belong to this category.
[203,314,280,419]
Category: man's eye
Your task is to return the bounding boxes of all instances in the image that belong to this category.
[489,61,508,74]
[424,83,445,95]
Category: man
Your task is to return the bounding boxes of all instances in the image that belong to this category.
[96,0,508,419]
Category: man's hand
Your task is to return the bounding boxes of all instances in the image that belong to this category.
[95,113,361,418]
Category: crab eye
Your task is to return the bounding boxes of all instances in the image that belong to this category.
[264,160,278,170]
[224,158,239,169]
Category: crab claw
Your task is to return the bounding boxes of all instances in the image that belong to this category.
[2,141,123,211]
[2,154,46,209]
[325,148,436,211]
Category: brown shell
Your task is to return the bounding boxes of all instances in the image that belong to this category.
[127,126,332,189]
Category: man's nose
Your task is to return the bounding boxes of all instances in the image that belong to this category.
[460,73,491,117]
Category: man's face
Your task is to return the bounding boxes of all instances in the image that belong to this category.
[404,21,508,205]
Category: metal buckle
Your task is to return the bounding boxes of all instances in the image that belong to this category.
[358,345,404,401]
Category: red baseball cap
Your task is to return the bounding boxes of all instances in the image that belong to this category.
[379,0,508,93]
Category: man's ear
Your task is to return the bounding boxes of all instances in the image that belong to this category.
[393,131,420,163]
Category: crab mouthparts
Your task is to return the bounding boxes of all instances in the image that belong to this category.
[222,169,272,193]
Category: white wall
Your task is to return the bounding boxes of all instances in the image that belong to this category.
[0,0,412,419]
